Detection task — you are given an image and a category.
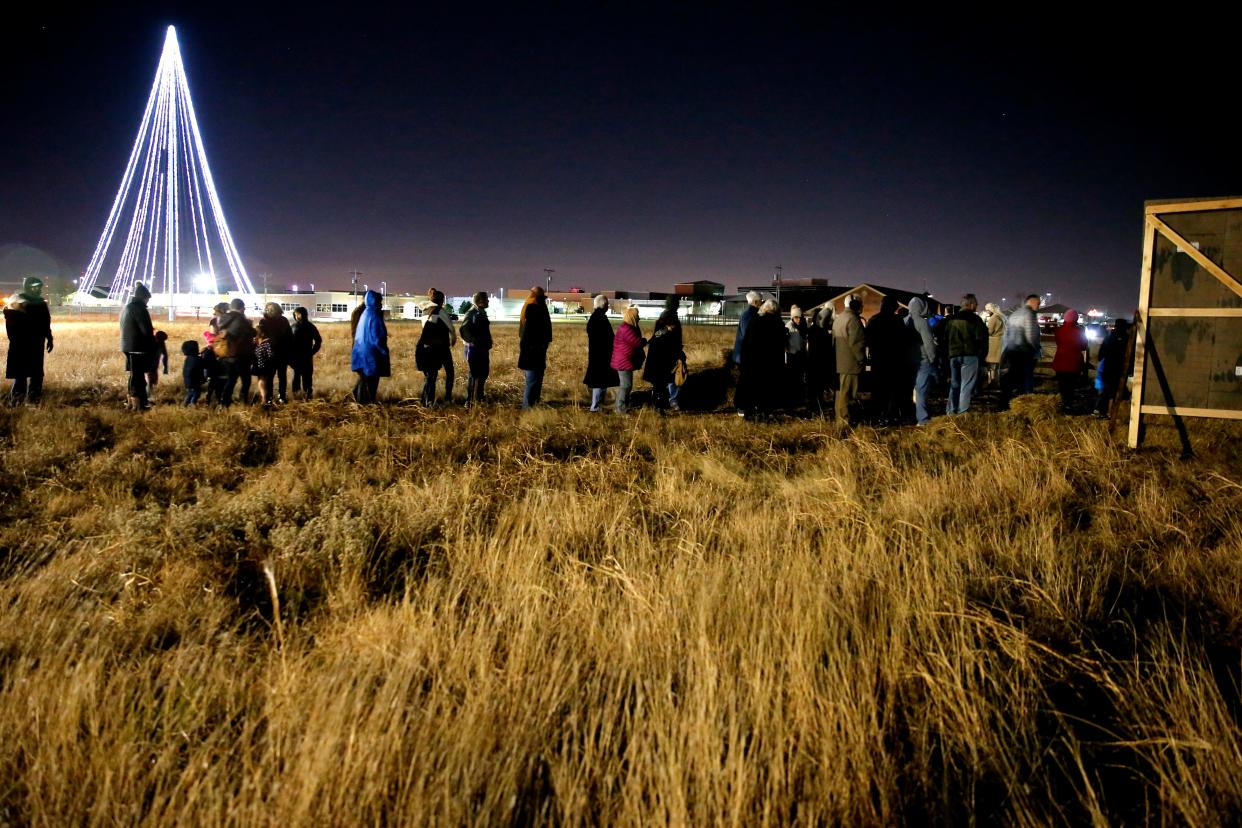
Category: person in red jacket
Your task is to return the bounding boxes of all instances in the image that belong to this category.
[609,307,647,413]
[1051,309,1088,413]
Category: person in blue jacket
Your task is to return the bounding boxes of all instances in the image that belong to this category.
[350,290,389,404]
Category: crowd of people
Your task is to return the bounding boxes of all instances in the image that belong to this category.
[4,277,1133,424]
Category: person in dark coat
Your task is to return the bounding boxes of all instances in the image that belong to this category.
[805,306,834,415]
[260,302,293,403]
[3,276,54,405]
[518,286,552,409]
[648,295,685,411]
[119,282,156,410]
[737,300,787,421]
[732,291,762,414]
[864,295,907,424]
[460,291,493,406]
[416,298,451,406]
[944,293,989,415]
[289,306,322,400]
[1092,319,1132,419]
[181,340,208,405]
[582,294,619,411]
[644,297,683,412]
[350,289,389,404]
[215,298,256,407]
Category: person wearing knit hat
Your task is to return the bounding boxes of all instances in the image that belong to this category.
[119,282,156,410]
[3,276,54,404]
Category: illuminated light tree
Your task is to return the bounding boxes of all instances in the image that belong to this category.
[77,26,255,303]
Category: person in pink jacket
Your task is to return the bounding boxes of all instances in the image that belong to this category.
[1051,309,1088,413]
[609,307,647,413]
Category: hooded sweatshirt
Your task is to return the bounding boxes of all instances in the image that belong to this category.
[907,296,936,366]
[351,290,390,377]
[119,283,155,354]
[1051,309,1087,373]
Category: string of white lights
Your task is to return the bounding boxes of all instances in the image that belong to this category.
[78,26,253,304]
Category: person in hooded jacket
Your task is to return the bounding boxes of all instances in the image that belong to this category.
[416,298,451,406]
[907,296,938,425]
[460,292,493,406]
[583,294,619,411]
[805,306,834,415]
[865,295,906,424]
[119,282,156,410]
[215,298,256,406]
[518,286,553,409]
[644,297,683,412]
[610,307,646,413]
[289,306,322,399]
[3,276,53,405]
[1092,319,1132,419]
[351,289,389,404]
[1051,309,1088,413]
[832,298,866,425]
[738,299,788,420]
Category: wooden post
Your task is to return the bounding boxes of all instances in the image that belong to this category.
[1128,217,1157,448]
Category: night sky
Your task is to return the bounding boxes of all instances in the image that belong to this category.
[3,6,1238,312]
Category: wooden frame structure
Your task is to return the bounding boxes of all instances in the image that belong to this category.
[1129,197,1242,447]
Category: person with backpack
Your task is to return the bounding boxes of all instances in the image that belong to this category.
[289,306,322,400]
[213,298,256,407]
[416,296,452,406]
[426,288,458,403]
[459,292,493,406]
[644,297,683,413]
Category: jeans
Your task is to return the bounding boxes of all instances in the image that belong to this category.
[1002,349,1036,401]
[915,360,936,424]
[421,369,439,405]
[10,375,43,404]
[522,369,544,409]
[590,387,607,411]
[947,355,980,414]
[667,382,681,409]
[353,373,380,404]
[291,363,313,398]
[465,346,489,404]
[184,386,200,405]
[616,370,634,413]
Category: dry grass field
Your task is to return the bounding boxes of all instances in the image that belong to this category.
[1,317,1241,825]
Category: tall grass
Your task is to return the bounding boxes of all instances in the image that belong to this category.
[0,320,1240,824]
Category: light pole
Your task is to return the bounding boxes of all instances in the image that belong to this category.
[381,281,387,298]
[773,264,782,313]
[349,270,362,301]
[544,267,555,294]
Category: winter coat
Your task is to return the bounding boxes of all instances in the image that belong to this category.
[183,352,208,389]
[4,299,52,379]
[350,290,390,377]
[261,313,292,362]
[119,297,155,354]
[731,304,758,364]
[460,307,493,350]
[213,310,256,359]
[907,297,936,366]
[290,313,323,368]
[1003,305,1042,357]
[517,299,552,372]
[786,319,807,356]
[832,307,865,374]
[1051,310,1088,373]
[610,322,646,371]
[644,309,683,385]
[416,310,451,372]
[583,308,619,388]
[1096,325,1131,389]
[945,309,988,359]
[806,309,834,381]
[737,311,787,407]
[864,310,906,370]
[986,312,1005,364]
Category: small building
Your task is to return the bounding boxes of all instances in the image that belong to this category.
[807,283,951,322]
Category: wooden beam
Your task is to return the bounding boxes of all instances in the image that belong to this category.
[1148,215,1242,300]
[1140,405,1242,421]
[1129,218,1157,448]
[1147,307,1242,317]
[1146,198,1242,214]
